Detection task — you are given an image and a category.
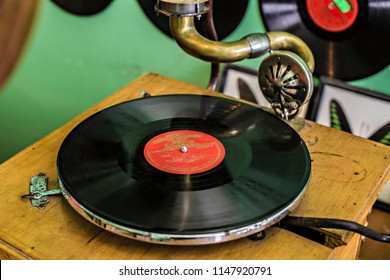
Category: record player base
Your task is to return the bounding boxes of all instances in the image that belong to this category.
[0,73,389,260]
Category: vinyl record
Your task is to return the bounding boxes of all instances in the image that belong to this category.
[57,94,311,245]
[259,0,390,80]
[138,0,249,40]
[51,0,113,16]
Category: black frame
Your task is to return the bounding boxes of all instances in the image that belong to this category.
[219,64,272,109]
[307,76,390,142]
[307,76,390,209]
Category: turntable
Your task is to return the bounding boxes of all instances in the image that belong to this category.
[0,73,389,260]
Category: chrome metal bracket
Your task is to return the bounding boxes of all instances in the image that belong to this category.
[21,173,62,209]
[155,0,209,17]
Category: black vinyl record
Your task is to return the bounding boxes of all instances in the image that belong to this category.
[259,0,390,80]
[138,0,249,40]
[57,94,310,244]
[51,0,113,16]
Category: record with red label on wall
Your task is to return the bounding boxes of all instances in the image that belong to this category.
[259,0,390,81]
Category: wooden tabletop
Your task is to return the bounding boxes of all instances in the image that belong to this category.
[1,73,389,260]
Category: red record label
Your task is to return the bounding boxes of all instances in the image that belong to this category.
[143,130,225,175]
[306,0,358,32]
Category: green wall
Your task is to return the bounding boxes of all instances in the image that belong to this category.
[0,0,389,163]
[0,0,209,162]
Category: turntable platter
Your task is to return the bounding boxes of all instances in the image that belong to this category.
[57,94,311,245]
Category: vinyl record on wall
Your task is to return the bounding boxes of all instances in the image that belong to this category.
[259,0,390,81]
[51,0,114,16]
[138,0,249,40]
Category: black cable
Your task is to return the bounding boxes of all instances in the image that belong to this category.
[374,200,390,213]
[281,216,390,243]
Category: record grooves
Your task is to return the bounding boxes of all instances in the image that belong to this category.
[57,94,311,245]
[259,0,390,80]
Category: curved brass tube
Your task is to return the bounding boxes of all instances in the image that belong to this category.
[267,31,315,72]
[170,16,315,71]
[170,16,270,63]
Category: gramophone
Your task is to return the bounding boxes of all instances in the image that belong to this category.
[155,0,315,120]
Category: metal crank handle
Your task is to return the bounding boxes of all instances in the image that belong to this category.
[21,188,62,200]
[21,173,63,209]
